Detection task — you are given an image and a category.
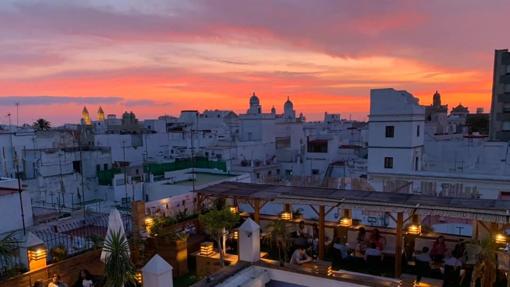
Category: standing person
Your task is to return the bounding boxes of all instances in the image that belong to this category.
[430,235,448,262]
[356,227,368,254]
[415,247,432,283]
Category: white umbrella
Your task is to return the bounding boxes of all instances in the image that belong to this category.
[101,208,130,262]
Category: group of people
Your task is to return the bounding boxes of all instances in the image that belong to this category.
[32,270,95,287]
[289,221,321,265]
[414,236,467,285]
[354,227,387,259]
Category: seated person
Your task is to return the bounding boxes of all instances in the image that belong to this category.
[368,229,385,251]
[443,252,463,287]
[430,235,447,262]
[333,238,351,260]
[290,246,312,265]
[364,242,382,261]
[415,247,432,283]
[296,221,310,238]
[364,242,382,275]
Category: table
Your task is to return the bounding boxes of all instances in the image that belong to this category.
[297,260,332,276]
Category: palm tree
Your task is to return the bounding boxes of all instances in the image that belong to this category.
[32,118,51,131]
[199,208,240,267]
[268,220,288,266]
[103,230,135,287]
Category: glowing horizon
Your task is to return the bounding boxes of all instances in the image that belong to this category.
[0,0,506,125]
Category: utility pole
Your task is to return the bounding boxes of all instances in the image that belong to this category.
[58,152,64,213]
[14,154,26,235]
[78,131,85,217]
[15,103,19,127]
[122,139,128,207]
[191,114,196,192]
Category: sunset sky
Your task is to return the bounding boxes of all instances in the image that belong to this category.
[0,0,508,125]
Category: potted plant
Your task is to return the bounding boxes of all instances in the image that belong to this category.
[268,220,289,266]
[198,208,240,267]
[103,230,136,287]
[50,245,67,262]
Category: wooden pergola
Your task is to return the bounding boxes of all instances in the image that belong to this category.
[197,182,510,277]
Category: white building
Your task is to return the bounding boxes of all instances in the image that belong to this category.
[367,88,424,192]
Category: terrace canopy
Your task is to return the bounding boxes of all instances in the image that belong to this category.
[197,182,510,277]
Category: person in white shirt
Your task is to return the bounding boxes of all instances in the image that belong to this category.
[364,243,382,260]
[290,246,312,265]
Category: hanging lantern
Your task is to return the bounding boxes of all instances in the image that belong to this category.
[280,211,292,221]
[338,209,352,227]
[407,214,421,235]
[229,205,239,214]
[135,271,143,284]
[145,217,154,233]
[495,233,507,244]
[200,241,214,256]
[231,229,239,240]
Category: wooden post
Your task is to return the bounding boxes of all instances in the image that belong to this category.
[253,199,261,224]
[394,212,403,278]
[284,203,291,213]
[472,220,478,240]
[319,205,325,260]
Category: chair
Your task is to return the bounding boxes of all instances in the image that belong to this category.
[442,265,460,287]
[366,255,382,275]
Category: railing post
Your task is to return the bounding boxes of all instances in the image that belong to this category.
[395,212,403,278]
[319,205,325,260]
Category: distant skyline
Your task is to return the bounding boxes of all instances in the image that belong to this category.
[0,0,508,125]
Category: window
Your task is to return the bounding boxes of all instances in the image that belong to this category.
[417,125,420,137]
[504,103,510,113]
[256,173,260,179]
[104,163,108,170]
[384,157,393,169]
[385,126,395,138]
[72,161,81,173]
[415,157,419,171]
[96,164,101,172]
[312,169,320,175]
[503,121,510,131]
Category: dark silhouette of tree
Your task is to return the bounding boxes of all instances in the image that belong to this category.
[32,118,51,131]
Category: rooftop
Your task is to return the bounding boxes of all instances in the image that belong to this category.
[198,182,510,223]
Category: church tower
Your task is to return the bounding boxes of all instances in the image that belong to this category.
[97,106,105,121]
[247,92,262,115]
[283,97,296,120]
[81,106,92,125]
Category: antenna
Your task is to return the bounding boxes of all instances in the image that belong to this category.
[15,102,19,127]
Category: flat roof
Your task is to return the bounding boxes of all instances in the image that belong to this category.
[198,182,510,223]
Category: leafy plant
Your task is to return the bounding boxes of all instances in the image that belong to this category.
[198,208,240,267]
[103,230,136,287]
[150,216,177,238]
[0,232,19,265]
[32,118,51,131]
[268,220,289,266]
[50,245,67,262]
[176,209,189,222]
[88,234,104,250]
